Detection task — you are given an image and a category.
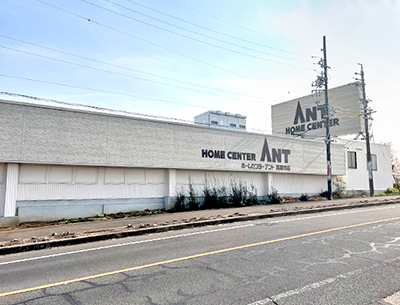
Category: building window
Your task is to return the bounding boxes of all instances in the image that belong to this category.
[230,123,237,128]
[371,154,377,171]
[239,124,246,129]
[348,151,357,169]
[211,120,218,125]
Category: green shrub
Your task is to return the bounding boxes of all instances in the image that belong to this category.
[174,188,186,212]
[217,185,229,208]
[333,176,346,198]
[229,180,248,207]
[202,184,218,210]
[385,187,399,195]
[187,176,200,210]
[246,184,259,206]
[300,193,309,201]
[266,187,281,204]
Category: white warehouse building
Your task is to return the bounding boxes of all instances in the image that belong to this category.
[0,99,393,224]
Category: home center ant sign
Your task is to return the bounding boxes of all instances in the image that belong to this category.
[271,83,364,139]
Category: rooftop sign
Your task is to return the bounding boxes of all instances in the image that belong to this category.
[271,83,364,139]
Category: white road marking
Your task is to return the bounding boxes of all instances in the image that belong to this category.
[248,257,399,304]
[1,204,399,266]
[384,290,400,305]
[0,224,254,266]
[267,204,400,224]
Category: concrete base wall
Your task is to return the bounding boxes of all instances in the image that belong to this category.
[16,197,165,223]
[278,192,322,198]
[0,216,19,228]
[344,189,386,196]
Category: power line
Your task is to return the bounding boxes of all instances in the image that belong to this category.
[125,0,313,57]
[102,0,313,63]
[330,104,362,115]
[35,0,265,85]
[0,91,273,134]
[0,44,267,104]
[0,35,265,102]
[79,0,314,70]
[125,0,312,58]
[4,91,383,145]
[0,74,209,109]
[0,91,197,123]
[168,0,318,50]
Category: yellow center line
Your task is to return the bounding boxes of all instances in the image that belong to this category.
[1,216,400,298]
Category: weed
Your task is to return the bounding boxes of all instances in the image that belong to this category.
[202,182,218,210]
[229,180,248,207]
[246,184,259,206]
[266,186,281,204]
[174,188,187,212]
[300,193,309,201]
[187,176,200,210]
[333,176,346,198]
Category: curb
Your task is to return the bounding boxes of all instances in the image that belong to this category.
[1,199,399,255]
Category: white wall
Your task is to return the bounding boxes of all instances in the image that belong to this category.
[271,173,328,196]
[0,163,5,216]
[175,169,267,197]
[0,99,345,176]
[342,141,392,193]
[175,170,330,197]
[0,100,392,222]
[17,164,165,201]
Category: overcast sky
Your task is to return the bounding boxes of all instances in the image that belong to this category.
[1,0,399,153]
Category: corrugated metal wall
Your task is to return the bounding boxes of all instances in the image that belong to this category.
[17,165,165,201]
[272,173,328,196]
[176,169,267,197]
[0,163,5,216]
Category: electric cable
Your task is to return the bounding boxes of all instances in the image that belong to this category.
[0,45,267,104]
[334,114,363,119]
[101,0,313,63]
[0,91,199,124]
[125,0,313,57]
[330,104,362,115]
[35,0,264,85]
[0,74,208,109]
[167,0,318,50]
[0,35,264,102]
[0,91,274,134]
[79,0,314,70]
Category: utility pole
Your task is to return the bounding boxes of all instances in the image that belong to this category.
[356,64,374,196]
[312,36,332,200]
[323,36,332,200]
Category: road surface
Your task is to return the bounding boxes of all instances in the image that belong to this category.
[1,204,400,304]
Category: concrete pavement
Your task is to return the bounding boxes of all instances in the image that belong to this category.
[1,195,400,255]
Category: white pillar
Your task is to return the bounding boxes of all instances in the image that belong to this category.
[164,169,176,209]
[265,172,274,198]
[4,163,19,217]
[0,164,5,217]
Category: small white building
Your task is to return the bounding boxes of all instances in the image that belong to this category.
[194,110,246,130]
[336,138,392,195]
[0,99,392,224]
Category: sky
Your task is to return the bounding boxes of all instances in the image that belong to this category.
[0,0,399,153]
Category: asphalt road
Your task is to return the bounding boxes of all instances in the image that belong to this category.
[1,204,400,304]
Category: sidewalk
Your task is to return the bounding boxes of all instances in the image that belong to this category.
[1,195,400,255]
